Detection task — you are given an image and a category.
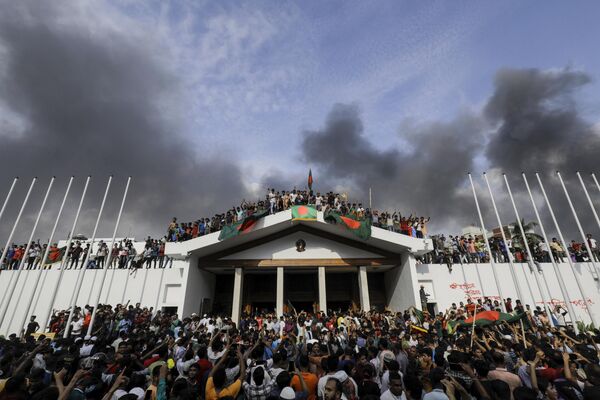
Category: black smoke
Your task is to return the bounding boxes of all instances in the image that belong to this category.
[0,2,248,242]
[299,69,600,238]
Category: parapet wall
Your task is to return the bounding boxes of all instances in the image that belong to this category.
[417,262,600,324]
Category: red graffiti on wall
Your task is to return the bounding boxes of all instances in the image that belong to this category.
[536,298,594,310]
[449,282,488,300]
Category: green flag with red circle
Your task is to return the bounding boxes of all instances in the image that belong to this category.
[324,210,372,240]
[292,205,317,221]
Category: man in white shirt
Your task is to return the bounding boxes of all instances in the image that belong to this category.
[71,315,83,337]
[380,372,406,400]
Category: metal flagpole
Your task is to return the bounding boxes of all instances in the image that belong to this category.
[482,172,525,308]
[576,172,600,261]
[592,173,600,195]
[7,177,58,334]
[121,267,131,304]
[64,176,112,338]
[503,174,552,317]
[0,177,54,333]
[42,176,90,331]
[86,179,130,306]
[0,178,36,275]
[467,173,495,301]
[86,177,130,337]
[0,176,18,279]
[536,173,597,326]
[523,173,577,331]
[104,251,117,304]
[32,269,49,313]
[556,172,600,279]
[19,177,73,335]
[0,177,18,227]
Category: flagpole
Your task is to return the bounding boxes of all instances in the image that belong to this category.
[0,177,18,229]
[369,188,372,209]
[86,177,131,307]
[0,177,36,275]
[483,172,535,307]
[483,172,516,311]
[19,177,73,335]
[467,173,494,300]
[503,174,552,319]
[470,303,478,348]
[0,177,54,334]
[520,319,527,349]
[0,177,37,323]
[536,173,597,326]
[556,172,600,279]
[592,173,600,195]
[86,177,130,337]
[43,176,90,331]
[522,173,577,331]
[64,176,112,338]
[576,172,600,258]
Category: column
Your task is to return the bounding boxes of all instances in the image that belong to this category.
[385,253,420,312]
[232,267,244,325]
[276,267,284,317]
[318,267,327,313]
[358,266,370,312]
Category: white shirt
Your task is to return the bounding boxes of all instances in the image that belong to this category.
[380,389,407,400]
[71,319,83,335]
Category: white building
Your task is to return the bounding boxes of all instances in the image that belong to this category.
[1,209,599,335]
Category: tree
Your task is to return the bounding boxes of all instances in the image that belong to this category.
[509,218,544,249]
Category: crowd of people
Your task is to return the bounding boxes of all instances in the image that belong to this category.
[424,233,600,271]
[167,189,431,242]
[0,238,172,272]
[1,295,599,400]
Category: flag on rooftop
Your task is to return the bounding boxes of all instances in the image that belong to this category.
[218,209,269,241]
[324,210,371,240]
[291,205,317,221]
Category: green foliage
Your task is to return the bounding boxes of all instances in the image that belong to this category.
[576,320,596,333]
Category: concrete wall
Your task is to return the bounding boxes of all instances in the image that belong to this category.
[0,259,190,336]
[416,262,600,324]
[385,254,421,312]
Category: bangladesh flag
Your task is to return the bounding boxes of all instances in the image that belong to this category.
[48,246,66,263]
[218,209,269,241]
[461,310,525,327]
[409,306,425,324]
[324,210,371,240]
[292,205,317,221]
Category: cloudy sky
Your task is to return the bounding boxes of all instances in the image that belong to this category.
[1,0,600,243]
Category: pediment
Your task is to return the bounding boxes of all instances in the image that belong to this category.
[219,231,385,260]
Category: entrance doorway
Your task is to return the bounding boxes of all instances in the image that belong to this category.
[326,271,359,312]
[285,270,318,313]
[243,273,276,314]
[213,273,234,315]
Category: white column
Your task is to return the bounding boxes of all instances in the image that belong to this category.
[358,266,370,312]
[232,267,244,325]
[318,267,327,313]
[276,267,284,317]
